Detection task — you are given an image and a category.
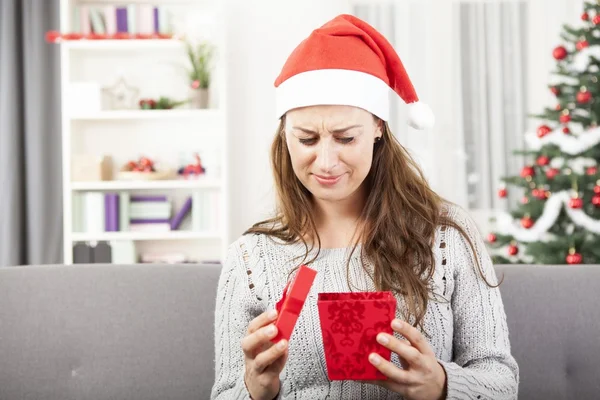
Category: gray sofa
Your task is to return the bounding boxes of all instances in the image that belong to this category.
[0,263,598,400]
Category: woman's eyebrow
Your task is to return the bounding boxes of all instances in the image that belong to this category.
[292,124,362,134]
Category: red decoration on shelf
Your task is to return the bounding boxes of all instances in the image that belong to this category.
[123,156,155,173]
[508,244,519,256]
[577,90,592,104]
[487,233,497,243]
[179,153,206,177]
[45,30,176,43]
[587,166,598,176]
[569,197,584,209]
[553,46,568,60]
[563,127,570,134]
[546,168,560,179]
[566,250,583,265]
[594,15,600,25]
[498,188,508,198]
[576,40,589,51]
[550,86,560,96]
[592,194,600,207]
[537,125,552,138]
[582,12,590,21]
[521,216,534,229]
[536,155,550,166]
[520,166,535,178]
[559,114,571,124]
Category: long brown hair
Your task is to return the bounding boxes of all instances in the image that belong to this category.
[247,116,498,331]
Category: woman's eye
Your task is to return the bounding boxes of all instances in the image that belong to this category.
[338,137,354,144]
[299,138,317,145]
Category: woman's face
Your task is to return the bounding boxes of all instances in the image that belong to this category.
[284,105,382,204]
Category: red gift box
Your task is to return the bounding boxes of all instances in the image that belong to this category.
[271,265,317,343]
[317,291,397,380]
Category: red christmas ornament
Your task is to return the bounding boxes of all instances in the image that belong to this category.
[498,188,508,198]
[553,46,568,60]
[546,168,560,179]
[487,233,497,243]
[550,86,560,96]
[508,244,519,256]
[563,127,570,134]
[520,166,535,178]
[569,197,584,209]
[521,196,530,204]
[531,188,548,200]
[576,40,589,51]
[592,194,600,207]
[521,216,534,229]
[560,114,571,124]
[587,166,598,175]
[536,155,550,166]
[582,12,590,21]
[594,184,600,194]
[537,125,552,138]
[566,250,583,265]
[555,104,562,111]
[577,90,592,104]
[594,15,600,25]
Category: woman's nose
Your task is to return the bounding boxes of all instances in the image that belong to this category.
[316,140,339,173]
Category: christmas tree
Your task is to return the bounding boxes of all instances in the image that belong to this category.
[487,0,600,265]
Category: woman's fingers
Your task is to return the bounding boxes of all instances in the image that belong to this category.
[241,323,279,357]
[247,309,278,334]
[376,333,424,369]
[253,339,288,373]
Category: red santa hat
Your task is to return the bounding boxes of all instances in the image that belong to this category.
[274,14,434,130]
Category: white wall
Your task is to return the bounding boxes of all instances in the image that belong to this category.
[225,0,351,242]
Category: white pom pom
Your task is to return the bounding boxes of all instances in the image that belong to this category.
[407,101,435,130]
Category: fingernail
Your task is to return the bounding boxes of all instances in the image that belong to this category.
[377,334,389,345]
[268,310,278,319]
[392,320,403,330]
[277,340,287,350]
[369,353,381,366]
[266,325,276,336]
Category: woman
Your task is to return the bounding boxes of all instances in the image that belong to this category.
[212,14,518,400]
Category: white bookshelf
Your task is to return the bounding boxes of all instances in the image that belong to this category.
[59,0,228,265]
[71,178,221,191]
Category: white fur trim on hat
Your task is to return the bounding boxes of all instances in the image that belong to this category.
[407,101,435,130]
[275,69,391,121]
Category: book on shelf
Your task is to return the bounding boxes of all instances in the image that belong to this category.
[73,4,172,37]
[72,190,218,235]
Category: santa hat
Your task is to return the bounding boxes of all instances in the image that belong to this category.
[274,14,434,130]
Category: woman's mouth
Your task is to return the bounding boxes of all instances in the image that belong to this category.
[313,174,343,186]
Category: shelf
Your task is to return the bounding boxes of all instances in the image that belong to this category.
[70,109,219,121]
[71,231,221,242]
[71,179,221,191]
[62,39,185,51]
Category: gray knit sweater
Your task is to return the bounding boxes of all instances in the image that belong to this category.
[211,205,519,399]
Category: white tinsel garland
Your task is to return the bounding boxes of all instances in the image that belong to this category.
[572,45,600,73]
[550,156,597,174]
[525,126,600,155]
[494,191,600,242]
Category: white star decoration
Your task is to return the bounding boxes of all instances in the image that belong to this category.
[102,76,140,110]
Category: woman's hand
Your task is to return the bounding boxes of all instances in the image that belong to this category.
[367,319,448,400]
[242,309,288,400]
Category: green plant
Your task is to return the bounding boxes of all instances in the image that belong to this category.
[186,40,215,90]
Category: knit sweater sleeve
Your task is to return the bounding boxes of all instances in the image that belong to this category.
[210,237,274,400]
[438,207,519,400]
